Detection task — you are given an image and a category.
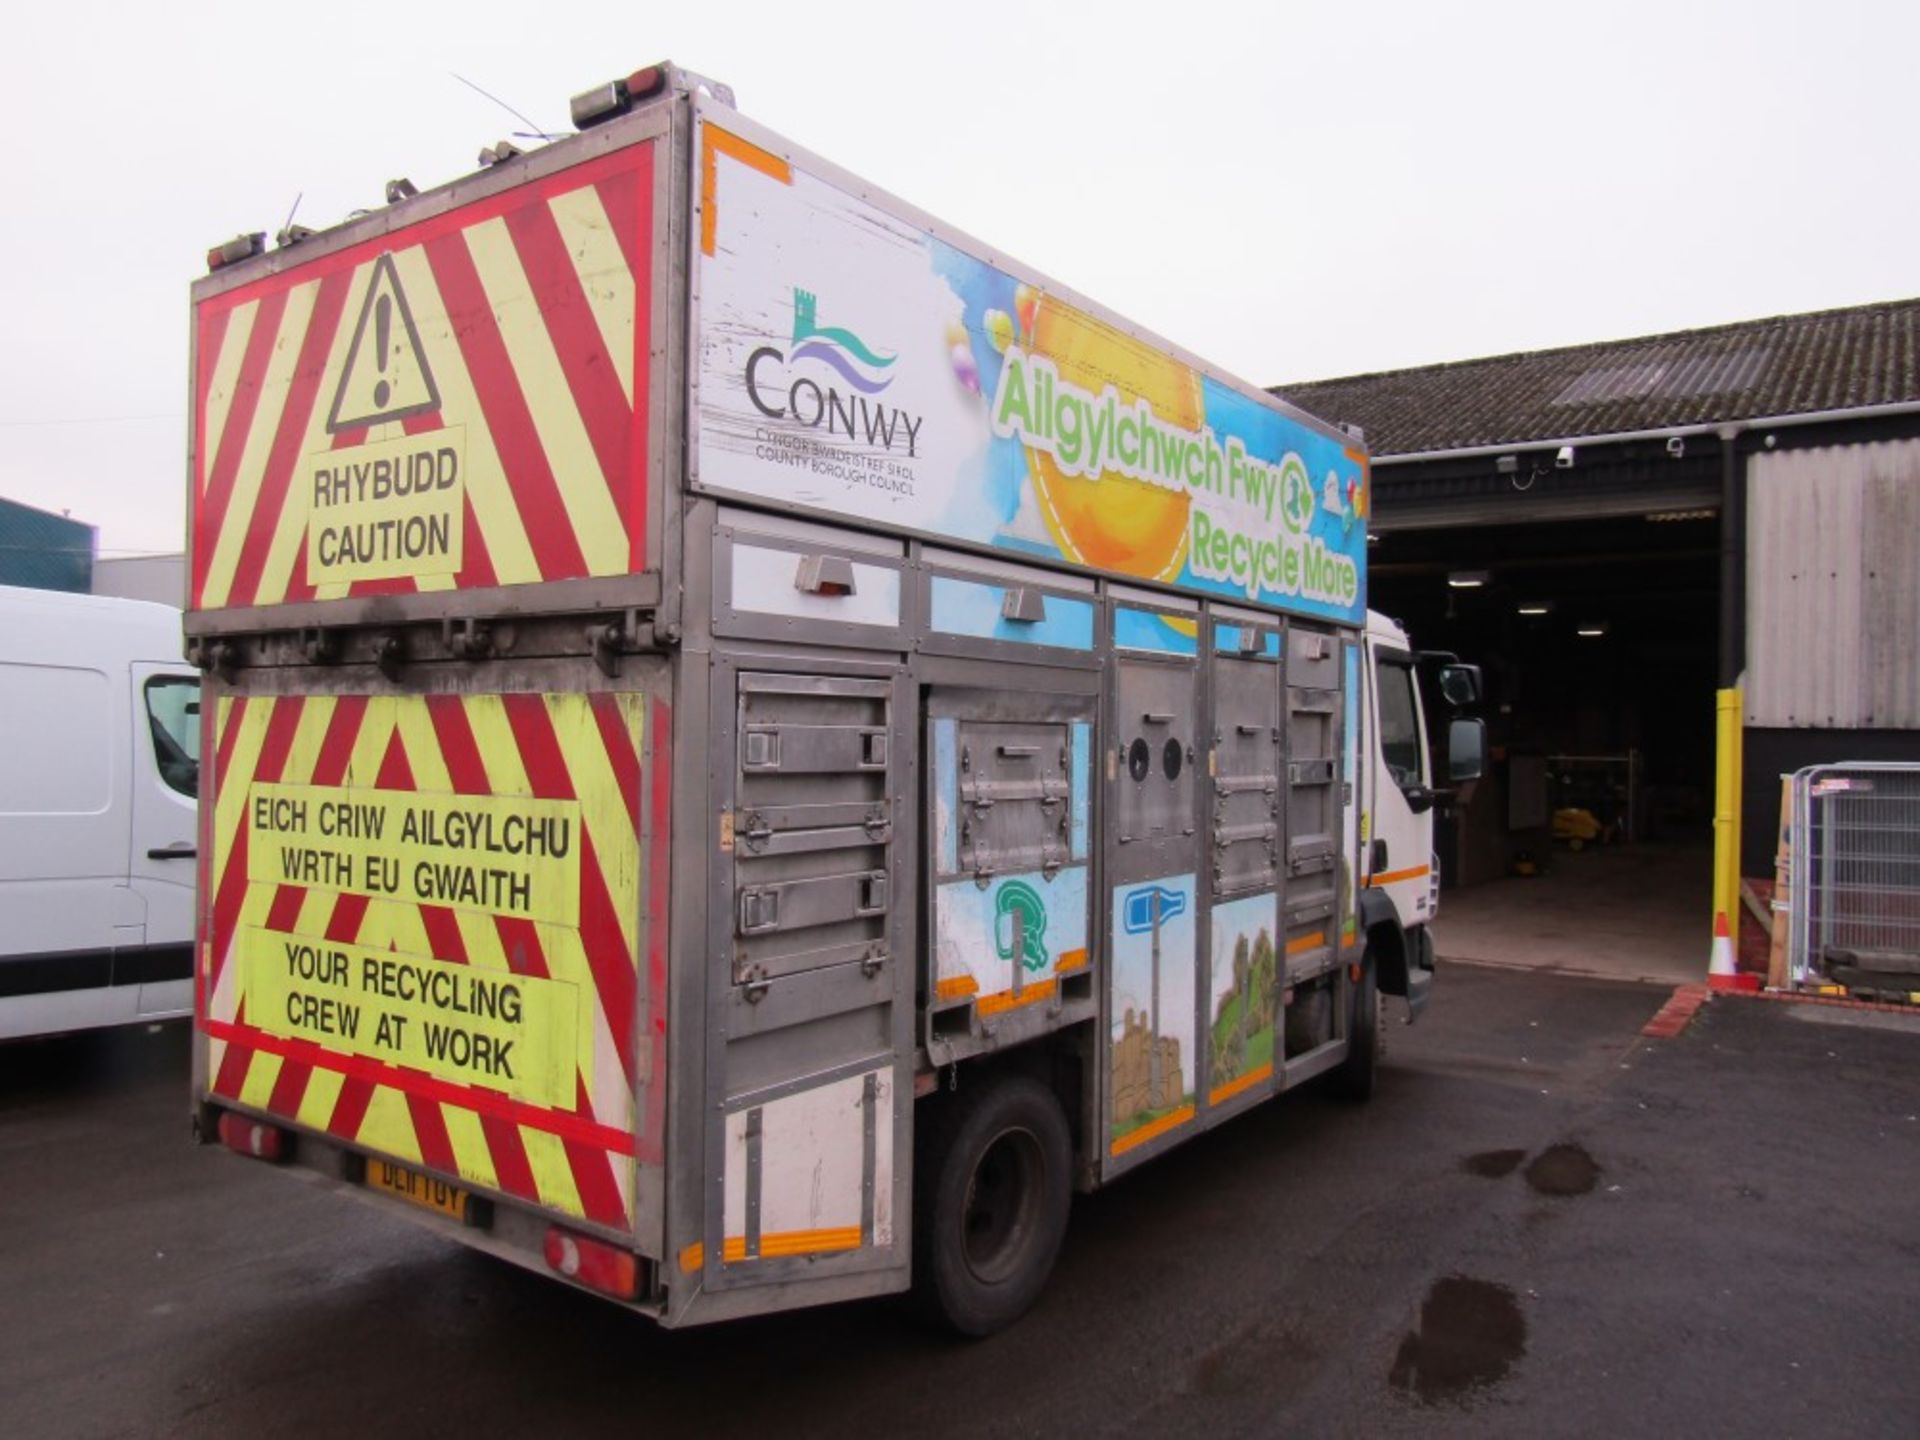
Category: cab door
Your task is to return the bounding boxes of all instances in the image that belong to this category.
[126,665,199,1012]
[1363,641,1434,932]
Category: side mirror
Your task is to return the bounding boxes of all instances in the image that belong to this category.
[1437,663,1482,708]
[1449,717,1487,783]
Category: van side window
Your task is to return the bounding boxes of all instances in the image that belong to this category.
[1375,658,1423,788]
[144,677,201,798]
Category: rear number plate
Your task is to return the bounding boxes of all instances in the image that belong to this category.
[365,1159,472,1222]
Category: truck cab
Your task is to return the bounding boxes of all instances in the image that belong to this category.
[1354,610,1484,1019]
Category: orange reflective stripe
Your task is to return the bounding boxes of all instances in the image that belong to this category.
[1208,1062,1273,1108]
[680,1228,864,1272]
[701,126,792,257]
[1110,1103,1195,1157]
[1368,864,1431,887]
[977,979,1057,1016]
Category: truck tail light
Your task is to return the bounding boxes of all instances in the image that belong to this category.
[206,232,265,273]
[569,63,675,130]
[544,1225,641,1300]
[216,1111,290,1162]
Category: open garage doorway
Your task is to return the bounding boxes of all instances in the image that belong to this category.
[1370,512,1718,984]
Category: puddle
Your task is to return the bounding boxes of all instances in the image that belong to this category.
[1524,1143,1600,1197]
[1461,1148,1526,1179]
[1388,1275,1526,1404]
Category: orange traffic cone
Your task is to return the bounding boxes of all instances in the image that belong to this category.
[1708,910,1759,992]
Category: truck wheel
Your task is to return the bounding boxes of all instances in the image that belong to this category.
[913,1073,1071,1337]
[1330,955,1380,1102]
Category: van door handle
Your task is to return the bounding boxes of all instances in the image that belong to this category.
[148,842,197,860]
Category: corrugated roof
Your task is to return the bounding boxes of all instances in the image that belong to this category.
[1275,298,1920,458]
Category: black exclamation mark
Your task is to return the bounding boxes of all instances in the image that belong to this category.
[372,293,392,409]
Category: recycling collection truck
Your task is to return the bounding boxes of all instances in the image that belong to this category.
[186,62,1480,1334]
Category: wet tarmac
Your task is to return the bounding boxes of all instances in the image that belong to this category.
[3,965,1916,1438]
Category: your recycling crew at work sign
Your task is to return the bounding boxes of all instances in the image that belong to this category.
[692,121,1367,625]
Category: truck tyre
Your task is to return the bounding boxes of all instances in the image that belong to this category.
[913,1073,1072,1337]
[1330,954,1380,1102]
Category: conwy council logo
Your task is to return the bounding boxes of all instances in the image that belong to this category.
[787,287,896,394]
[744,287,923,458]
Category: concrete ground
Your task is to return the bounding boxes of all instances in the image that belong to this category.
[3,964,1915,1438]
[1434,841,1712,986]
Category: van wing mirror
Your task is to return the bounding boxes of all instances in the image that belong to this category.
[1437,663,1482,708]
[1448,717,1487,783]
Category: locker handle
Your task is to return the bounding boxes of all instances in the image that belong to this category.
[1236,723,1265,736]
[858,872,890,914]
[739,889,780,934]
[1142,712,1174,725]
[998,744,1040,758]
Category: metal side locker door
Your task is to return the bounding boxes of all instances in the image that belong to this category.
[1103,603,1202,1175]
[1200,616,1282,1120]
[688,665,913,1316]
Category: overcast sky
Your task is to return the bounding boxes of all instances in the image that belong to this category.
[3,0,1914,558]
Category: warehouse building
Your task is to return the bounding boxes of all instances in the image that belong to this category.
[0,495,94,593]
[1278,298,1919,971]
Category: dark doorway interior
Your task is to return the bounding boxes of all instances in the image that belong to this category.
[1370,513,1719,884]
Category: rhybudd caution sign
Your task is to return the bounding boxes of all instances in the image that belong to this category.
[328,253,441,431]
[303,253,465,585]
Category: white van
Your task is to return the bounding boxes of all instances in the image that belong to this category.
[0,585,198,1037]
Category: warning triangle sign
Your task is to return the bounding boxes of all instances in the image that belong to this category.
[326,253,441,433]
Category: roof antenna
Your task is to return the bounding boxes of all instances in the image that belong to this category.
[452,72,559,142]
[276,192,314,250]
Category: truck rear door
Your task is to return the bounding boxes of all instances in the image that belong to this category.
[199,682,658,1237]
[187,102,675,1263]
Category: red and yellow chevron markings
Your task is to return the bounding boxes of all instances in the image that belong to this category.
[200,688,656,1230]
[192,141,655,611]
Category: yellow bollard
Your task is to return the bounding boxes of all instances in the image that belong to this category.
[1711,689,1744,969]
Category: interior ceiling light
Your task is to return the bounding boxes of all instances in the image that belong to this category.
[1447,570,1490,589]
[1577,624,1608,638]
[1645,508,1716,522]
[1517,602,1552,616]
